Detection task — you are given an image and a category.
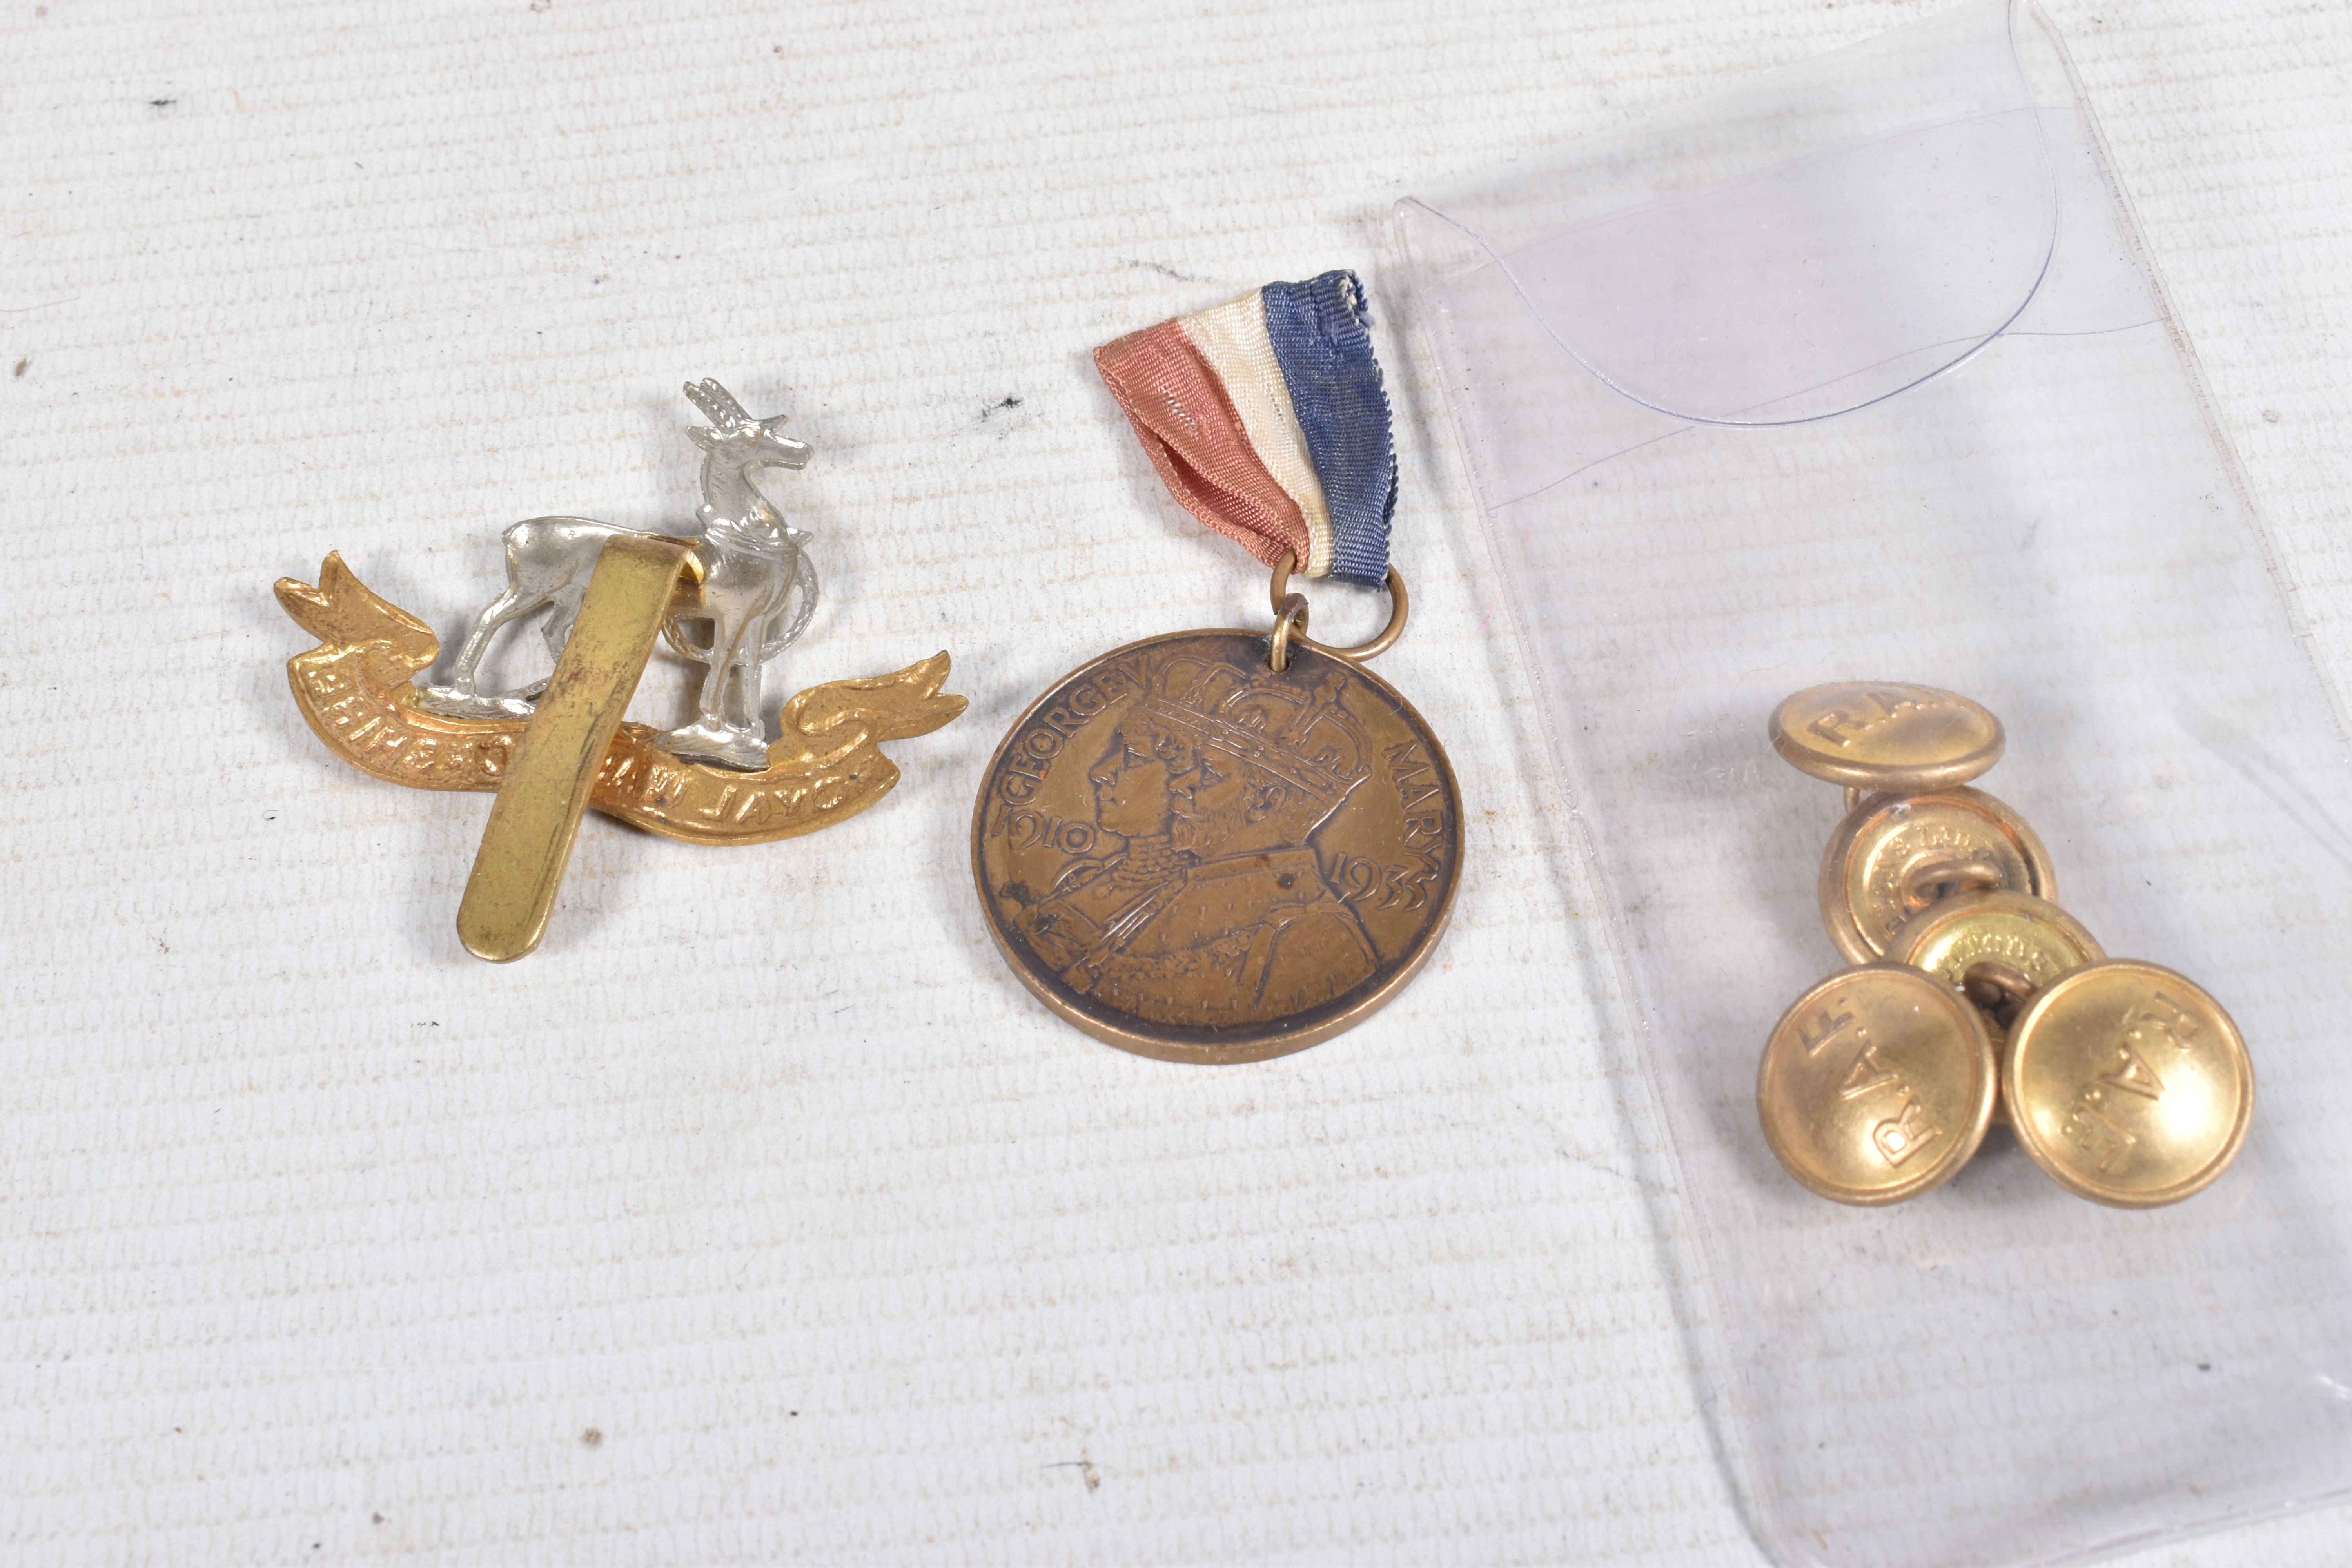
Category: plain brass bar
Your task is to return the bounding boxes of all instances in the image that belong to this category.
[456,535,699,962]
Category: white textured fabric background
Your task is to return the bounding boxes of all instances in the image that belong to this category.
[2,1,2346,1562]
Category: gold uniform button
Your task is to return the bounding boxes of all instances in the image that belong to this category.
[1769,681,2005,792]
[1893,889,2103,1129]
[1820,786,2057,965]
[1892,890,2104,998]
[2004,960,2254,1208]
[1758,964,1998,1206]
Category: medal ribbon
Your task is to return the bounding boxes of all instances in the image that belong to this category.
[1094,270,1397,588]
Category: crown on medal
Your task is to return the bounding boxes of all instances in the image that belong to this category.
[1135,656,1372,807]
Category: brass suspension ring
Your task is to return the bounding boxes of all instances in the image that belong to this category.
[1266,550,1408,665]
[1267,593,1311,673]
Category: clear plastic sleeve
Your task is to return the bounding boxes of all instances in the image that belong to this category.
[1390,3,2352,1563]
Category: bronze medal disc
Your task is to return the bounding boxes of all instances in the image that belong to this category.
[1820,786,2058,965]
[2004,960,2254,1208]
[1770,681,2005,792]
[972,629,1462,1064]
[1757,963,1998,1206]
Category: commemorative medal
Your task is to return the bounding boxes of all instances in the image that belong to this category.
[278,379,965,960]
[973,273,1462,1063]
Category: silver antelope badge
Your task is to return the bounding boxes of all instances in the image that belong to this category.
[277,376,965,962]
[417,379,820,771]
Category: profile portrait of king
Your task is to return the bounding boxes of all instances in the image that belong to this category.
[1015,654,1381,1027]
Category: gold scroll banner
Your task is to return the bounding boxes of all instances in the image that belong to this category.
[276,552,967,846]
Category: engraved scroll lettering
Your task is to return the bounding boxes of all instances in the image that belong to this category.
[277,553,965,846]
